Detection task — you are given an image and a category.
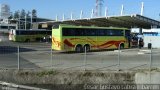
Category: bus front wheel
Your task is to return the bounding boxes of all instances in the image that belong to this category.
[75,45,83,53]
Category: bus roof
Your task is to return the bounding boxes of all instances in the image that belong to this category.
[11,29,51,31]
[56,24,129,30]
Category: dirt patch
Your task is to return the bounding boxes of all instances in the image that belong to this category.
[0,70,136,89]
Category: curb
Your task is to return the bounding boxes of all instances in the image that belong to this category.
[0,81,48,90]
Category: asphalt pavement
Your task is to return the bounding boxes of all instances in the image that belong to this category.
[0,34,49,69]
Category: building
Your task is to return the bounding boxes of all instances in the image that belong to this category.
[0,4,10,19]
[143,28,160,48]
[0,3,54,33]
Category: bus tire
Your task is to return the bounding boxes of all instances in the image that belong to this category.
[120,43,124,49]
[75,45,83,53]
[84,44,90,52]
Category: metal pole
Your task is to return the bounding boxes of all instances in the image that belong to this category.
[56,15,58,21]
[62,14,65,21]
[118,45,120,68]
[150,46,152,71]
[0,21,2,30]
[91,9,94,18]
[141,2,144,16]
[121,4,124,16]
[31,13,32,29]
[118,43,122,70]
[80,10,83,19]
[17,46,20,70]
[19,12,20,29]
[149,46,152,85]
[105,7,108,17]
[25,15,27,30]
[51,45,53,69]
[71,12,73,20]
[84,46,87,71]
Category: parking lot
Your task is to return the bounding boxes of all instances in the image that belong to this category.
[0,40,160,71]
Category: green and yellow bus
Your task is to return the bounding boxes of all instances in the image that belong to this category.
[9,29,51,42]
[52,24,132,52]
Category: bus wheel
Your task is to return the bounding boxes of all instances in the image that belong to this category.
[120,44,124,49]
[84,45,90,52]
[75,45,83,53]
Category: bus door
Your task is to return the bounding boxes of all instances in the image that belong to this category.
[125,30,131,48]
[131,33,138,47]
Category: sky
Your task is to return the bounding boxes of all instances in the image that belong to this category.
[0,0,160,20]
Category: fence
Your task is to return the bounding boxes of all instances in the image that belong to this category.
[0,42,160,71]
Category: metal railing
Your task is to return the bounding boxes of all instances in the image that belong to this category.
[0,44,159,71]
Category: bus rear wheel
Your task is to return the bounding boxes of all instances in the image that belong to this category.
[120,44,124,49]
[84,45,90,52]
[75,45,83,53]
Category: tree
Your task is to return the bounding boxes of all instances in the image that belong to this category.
[26,11,31,18]
[32,9,37,18]
[13,11,20,19]
[20,9,26,19]
[8,12,13,19]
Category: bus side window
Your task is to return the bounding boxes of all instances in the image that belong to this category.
[75,28,84,36]
[108,30,113,36]
[98,29,105,36]
[63,28,75,36]
[85,29,97,36]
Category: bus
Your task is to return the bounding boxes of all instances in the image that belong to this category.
[52,24,132,52]
[9,29,51,42]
